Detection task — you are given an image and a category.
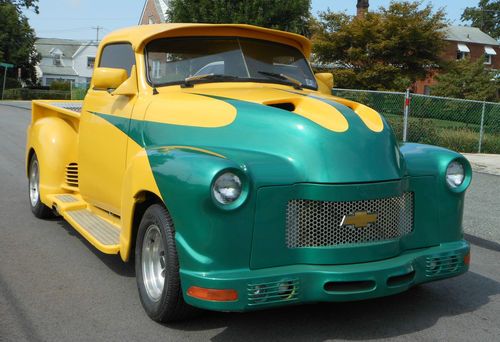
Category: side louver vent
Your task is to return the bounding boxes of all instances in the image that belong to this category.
[65,163,79,188]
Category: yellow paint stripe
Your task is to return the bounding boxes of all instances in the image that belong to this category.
[156,145,226,159]
[331,96,384,132]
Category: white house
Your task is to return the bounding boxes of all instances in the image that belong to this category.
[35,38,98,87]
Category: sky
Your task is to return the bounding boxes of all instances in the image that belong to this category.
[24,0,479,41]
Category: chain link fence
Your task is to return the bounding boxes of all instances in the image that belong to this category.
[332,88,500,154]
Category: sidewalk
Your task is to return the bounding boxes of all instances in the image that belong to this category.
[462,153,500,176]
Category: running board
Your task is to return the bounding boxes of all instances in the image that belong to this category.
[46,194,121,254]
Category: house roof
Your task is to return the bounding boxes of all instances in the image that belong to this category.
[139,0,168,24]
[39,65,77,76]
[35,38,97,58]
[154,0,168,21]
[443,26,499,46]
[101,23,312,57]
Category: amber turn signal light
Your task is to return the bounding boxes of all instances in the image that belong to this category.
[187,286,238,302]
[464,252,471,266]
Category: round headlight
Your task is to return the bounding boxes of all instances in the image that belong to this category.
[446,161,465,188]
[212,172,242,204]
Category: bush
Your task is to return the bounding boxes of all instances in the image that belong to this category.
[2,88,71,100]
[434,128,479,153]
[49,80,71,91]
[384,114,500,153]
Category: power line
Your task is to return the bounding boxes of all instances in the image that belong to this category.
[92,26,104,42]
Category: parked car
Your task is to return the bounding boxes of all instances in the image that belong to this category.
[26,23,472,322]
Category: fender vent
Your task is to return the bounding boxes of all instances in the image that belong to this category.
[65,163,79,188]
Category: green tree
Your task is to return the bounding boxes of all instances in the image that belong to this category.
[167,0,311,35]
[461,0,500,39]
[0,1,40,85]
[313,1,447,90]
[0,0,38,12]
[432,57,497,101]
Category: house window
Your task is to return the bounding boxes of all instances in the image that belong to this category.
[87,57,95,68]
[484,46,497,65]
[148,16,155,24]
[53,54,62,66]
[457,43,470,60]
[151,60,161,79]
[424,85,431,95]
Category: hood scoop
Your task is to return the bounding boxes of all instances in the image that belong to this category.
[266,102,296,112]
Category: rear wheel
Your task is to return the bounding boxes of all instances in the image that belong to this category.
[135,203,197,322]
[28,154,53,219]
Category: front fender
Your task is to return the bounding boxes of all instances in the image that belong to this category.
[400,143,472,240]
[145,146,256,273]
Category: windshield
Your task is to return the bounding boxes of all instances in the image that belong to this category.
[145,37,317,89]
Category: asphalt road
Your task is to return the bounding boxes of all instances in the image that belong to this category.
[1,102,499,342]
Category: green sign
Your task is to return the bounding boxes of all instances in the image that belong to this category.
[0,63,14,68]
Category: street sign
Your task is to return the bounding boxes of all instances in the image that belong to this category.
[1,62,14,100]
[0,62,14,69]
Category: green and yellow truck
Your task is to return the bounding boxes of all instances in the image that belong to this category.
[26,24,471,322]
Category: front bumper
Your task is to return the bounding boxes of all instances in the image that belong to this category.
[180,240,469,311]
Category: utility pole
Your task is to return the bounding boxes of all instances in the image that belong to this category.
[92,26,103,42]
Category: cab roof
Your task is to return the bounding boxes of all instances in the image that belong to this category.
[100,23,312,57]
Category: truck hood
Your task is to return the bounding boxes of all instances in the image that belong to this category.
[101,86,405,184]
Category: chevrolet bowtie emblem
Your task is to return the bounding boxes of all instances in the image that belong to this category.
[340,211,378,228]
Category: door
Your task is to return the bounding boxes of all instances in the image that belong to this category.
[79,43,137,215]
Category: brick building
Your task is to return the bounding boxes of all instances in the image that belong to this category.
[414,26,499,95]
[139,0,169,25]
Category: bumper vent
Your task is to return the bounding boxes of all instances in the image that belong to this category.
[65,163,79,188]
[286,192,414,248]
[247,279,299,306]
[425,254,462,277]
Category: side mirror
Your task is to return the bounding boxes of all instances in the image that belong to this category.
[315,72,334,95]
[112,65,138,96]
[92,67,128,91]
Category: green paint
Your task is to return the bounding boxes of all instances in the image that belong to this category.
[90,91,470,312]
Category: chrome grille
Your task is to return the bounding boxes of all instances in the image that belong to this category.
[286,193,414,248]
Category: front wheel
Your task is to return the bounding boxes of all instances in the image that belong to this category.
[135,203,197,322]
[28,154,53,219]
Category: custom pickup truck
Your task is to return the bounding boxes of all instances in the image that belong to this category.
[26,23,472,322]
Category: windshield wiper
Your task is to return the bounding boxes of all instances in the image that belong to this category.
[181,74,240,88]
[257,71,303,90]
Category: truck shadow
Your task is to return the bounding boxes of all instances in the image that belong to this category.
[168,271,499,341]
[54,218,498,340]
[55,219,135,277]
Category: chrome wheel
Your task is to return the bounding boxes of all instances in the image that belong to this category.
[141,224,166,302]
[29,158,40,207]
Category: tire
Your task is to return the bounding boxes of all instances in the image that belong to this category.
[135,203,198,322]
[28,154,54,219]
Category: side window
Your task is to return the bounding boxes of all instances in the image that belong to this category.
[99,43,135,76]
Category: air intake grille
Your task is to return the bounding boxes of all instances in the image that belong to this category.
[65,163,78,188]
[247,279,299,306]
[286,193,414,248]
[425,254,462,277]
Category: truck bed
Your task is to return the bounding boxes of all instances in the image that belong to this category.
[32,100,83,119]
